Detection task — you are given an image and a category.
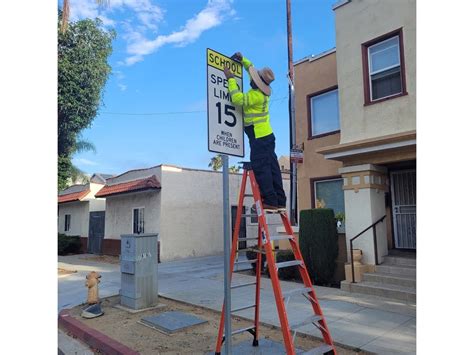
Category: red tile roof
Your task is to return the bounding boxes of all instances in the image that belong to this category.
[58,189,90,204]
[95,175,161,198]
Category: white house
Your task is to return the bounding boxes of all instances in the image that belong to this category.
[58,173,109,253]
[95,164,290,262]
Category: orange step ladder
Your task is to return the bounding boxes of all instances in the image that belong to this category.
[215,162,336,355]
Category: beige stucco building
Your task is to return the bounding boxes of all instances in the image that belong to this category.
[293,49,347,282]
[293,0,416,295]
[95,164,290,262]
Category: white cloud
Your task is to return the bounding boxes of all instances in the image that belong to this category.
[118,83,127,91]
[124,0,234,65]
[68,0,235,66]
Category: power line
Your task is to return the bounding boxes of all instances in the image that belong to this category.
[99,97,288,116]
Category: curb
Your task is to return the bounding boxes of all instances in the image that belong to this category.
[58,309,139,355]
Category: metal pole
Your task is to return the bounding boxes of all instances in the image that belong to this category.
[222,154,232,354]
[286,0,297,225]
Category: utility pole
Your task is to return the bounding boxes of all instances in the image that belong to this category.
[286,0,298,225]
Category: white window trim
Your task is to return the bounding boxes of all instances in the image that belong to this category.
[368,35,402,101]
[310,88,340,137]
[132,206,145,234]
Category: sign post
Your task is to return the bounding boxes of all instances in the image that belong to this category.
[207,48,244,354]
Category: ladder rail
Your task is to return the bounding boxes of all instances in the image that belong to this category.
[248,169,296,355]
[215,166,336,355]
[280,213,335,349]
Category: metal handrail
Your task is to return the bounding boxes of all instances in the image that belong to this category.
[349,215,386,283]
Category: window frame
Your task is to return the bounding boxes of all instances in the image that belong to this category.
[306,85,340,140]
[362,28,408,106]
[132,207,145,234]
[64,214,71,232]
[310,176,344,209]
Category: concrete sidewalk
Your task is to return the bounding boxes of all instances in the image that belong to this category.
[58,254,416,353]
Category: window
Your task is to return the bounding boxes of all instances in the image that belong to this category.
[64,214,71,232]
[314,178,345,218]
[309,88,339,137]
[363,29,407,104]
[133,208,145,234]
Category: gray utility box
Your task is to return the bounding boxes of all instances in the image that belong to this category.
[120,233,158,310]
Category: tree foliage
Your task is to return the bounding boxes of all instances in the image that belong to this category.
[208,155,241,173]
[57,13,115,190]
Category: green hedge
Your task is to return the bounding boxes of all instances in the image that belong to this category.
[58,233,82,255]
[299,209,339,286]
[245,249,266,274]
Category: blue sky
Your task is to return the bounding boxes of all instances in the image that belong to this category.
[67,0,336,175]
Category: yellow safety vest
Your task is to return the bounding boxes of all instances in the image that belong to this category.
[227,57,272,139]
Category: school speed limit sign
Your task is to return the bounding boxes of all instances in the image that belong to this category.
[207,48,244,157]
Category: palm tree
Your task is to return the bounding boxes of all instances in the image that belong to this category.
[60,0,110,34]
[208,155,241,173]
[69,137,97,185]
[208,155,223,171]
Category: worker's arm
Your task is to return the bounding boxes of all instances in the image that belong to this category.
[227,78,261,108]
[241,57,253,73]
[227,78,246,107]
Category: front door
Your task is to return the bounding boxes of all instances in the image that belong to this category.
[390,170,416,249]
[231,205,247,250]
[88,211,105,254]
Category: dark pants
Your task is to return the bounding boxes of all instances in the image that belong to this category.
[245,128,286,207]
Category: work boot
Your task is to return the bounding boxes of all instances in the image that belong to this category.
[262,203,279,212]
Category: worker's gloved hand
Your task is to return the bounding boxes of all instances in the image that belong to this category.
[231,52,243,62]
[223,66,234,79]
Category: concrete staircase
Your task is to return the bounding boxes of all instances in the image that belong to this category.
[341,253,416,303]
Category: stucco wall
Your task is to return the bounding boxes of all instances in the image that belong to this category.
[158,168,291,261]
[58,201,89,238]
[334,0,416,143]
[343,187,388,265]
[159,168,241,261]
[294,51,343,212]
[104,190,161,240]
[88,199,106,212]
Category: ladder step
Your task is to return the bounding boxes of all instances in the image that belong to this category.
[238,237,258,241]
[270,235,294,241]
[290,315,322,331]
[243,194,254,197]
[232,304,256,313]
[234,259,257,265]
[231,281,257,289]
[231,325,256,336]
[276,260,303,269]
[239,247,266,254]
[240,213,257,217]
[282,287,312,299]
[303,344,334,355]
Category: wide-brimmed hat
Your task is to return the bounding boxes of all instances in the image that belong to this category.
[249,66,274,96]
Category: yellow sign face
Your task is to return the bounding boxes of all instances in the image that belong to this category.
[207,48,242,78]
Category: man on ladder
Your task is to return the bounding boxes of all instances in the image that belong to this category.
[217,52,336,355]
[224,52,286,212]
